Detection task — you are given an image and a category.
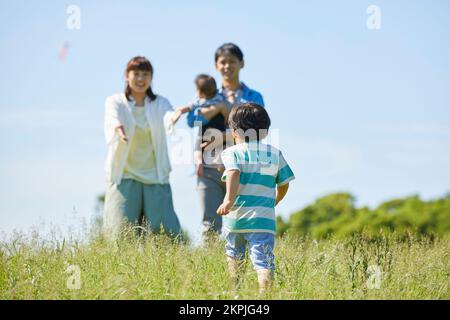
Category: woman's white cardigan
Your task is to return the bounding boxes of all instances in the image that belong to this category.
[104,93,175,185]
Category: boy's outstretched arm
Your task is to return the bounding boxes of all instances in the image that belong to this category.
[275,183,290,206]
[217,169,240,215]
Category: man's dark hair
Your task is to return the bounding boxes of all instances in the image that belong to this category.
[228,103,271,141]
[215,43,244,62]
[195,74,217,99]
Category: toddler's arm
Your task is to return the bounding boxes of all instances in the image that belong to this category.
[275,183,290,206]
[171,105,191,124]
[217,169,240,215]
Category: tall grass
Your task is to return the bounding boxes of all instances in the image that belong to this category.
[0,228,448,299]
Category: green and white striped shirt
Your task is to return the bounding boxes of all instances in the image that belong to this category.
[221,142,295,234]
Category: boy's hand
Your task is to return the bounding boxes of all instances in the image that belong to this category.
[275,183,290,206]
[218,169,240,215]
[116,125,128,144]
[217,199,234,216]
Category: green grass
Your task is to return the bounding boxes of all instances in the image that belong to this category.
[0,229,448,299]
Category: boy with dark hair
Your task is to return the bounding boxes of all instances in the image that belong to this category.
[217,103,295,294]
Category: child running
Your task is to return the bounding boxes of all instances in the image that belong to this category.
[217,103,295,294]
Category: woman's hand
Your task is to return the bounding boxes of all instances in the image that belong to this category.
[217,199,234,216]
[116,125,128,144]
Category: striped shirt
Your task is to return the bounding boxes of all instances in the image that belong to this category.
[220,142,295,234]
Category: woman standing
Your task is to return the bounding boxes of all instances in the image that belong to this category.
[103,56,183,239]
[195,43,265,241]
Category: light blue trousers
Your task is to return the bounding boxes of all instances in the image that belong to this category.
[103,179,182,238]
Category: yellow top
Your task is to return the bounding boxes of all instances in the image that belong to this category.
[122,107,158,183]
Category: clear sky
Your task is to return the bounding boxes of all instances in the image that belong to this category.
[0,0,449,242]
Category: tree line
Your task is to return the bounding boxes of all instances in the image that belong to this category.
[276,192,450,238]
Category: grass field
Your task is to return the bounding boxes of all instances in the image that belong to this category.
[0,229,448,300]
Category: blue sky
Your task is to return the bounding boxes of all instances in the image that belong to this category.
[0,0,449,241]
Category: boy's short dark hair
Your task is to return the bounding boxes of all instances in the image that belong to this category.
[215,43,244,62]
[228,103,271,141]
[195,74,217,99]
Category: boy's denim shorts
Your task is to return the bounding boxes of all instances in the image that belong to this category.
[225,231,275,271]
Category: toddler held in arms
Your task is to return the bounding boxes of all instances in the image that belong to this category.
[172,74,228,127]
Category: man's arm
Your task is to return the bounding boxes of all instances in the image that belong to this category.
[201,129,234,149]
[194,129,204,176]
[198,102,228,121]
[275,183,289,206]
[217,169,240,215]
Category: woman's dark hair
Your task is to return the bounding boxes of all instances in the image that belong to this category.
[195,74,217,99]
[124,56,157,101]
[228,103,271,141]
[214,43,244,62]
